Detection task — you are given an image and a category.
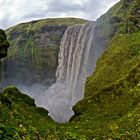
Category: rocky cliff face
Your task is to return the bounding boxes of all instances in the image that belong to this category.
[2,18,87,87]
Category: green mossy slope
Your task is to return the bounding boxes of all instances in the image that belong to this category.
[0,86,58,139]
[86,33,140,97]
[73,33,140,139]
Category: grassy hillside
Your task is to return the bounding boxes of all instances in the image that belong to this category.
[1,0,140,139]
[73,32,140,139]
[0,86,58,139]
[7,18,87,33]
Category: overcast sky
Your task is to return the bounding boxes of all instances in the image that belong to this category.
[0,0,120,29]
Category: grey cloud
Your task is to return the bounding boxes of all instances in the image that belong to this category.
[46,0,119,20]
[0,13,12,29]
[0,0,120,29]
[22,12,47,20]
[47,0,85,12]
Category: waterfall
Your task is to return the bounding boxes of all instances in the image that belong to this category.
[31,22,97,123]
[19,22,105,123]
[56,22,95,104]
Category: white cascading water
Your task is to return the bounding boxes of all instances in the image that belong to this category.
[37,22,96,123]
[21,22,102,123]
[56,22,95,104]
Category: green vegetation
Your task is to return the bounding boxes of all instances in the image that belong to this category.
[85,33,140,96]
[0,29,10,82]
[0,86,58,140]
[0,29,10,59]
[73,32,140,139]
[0,0,140,139]
[7,18,87,33]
